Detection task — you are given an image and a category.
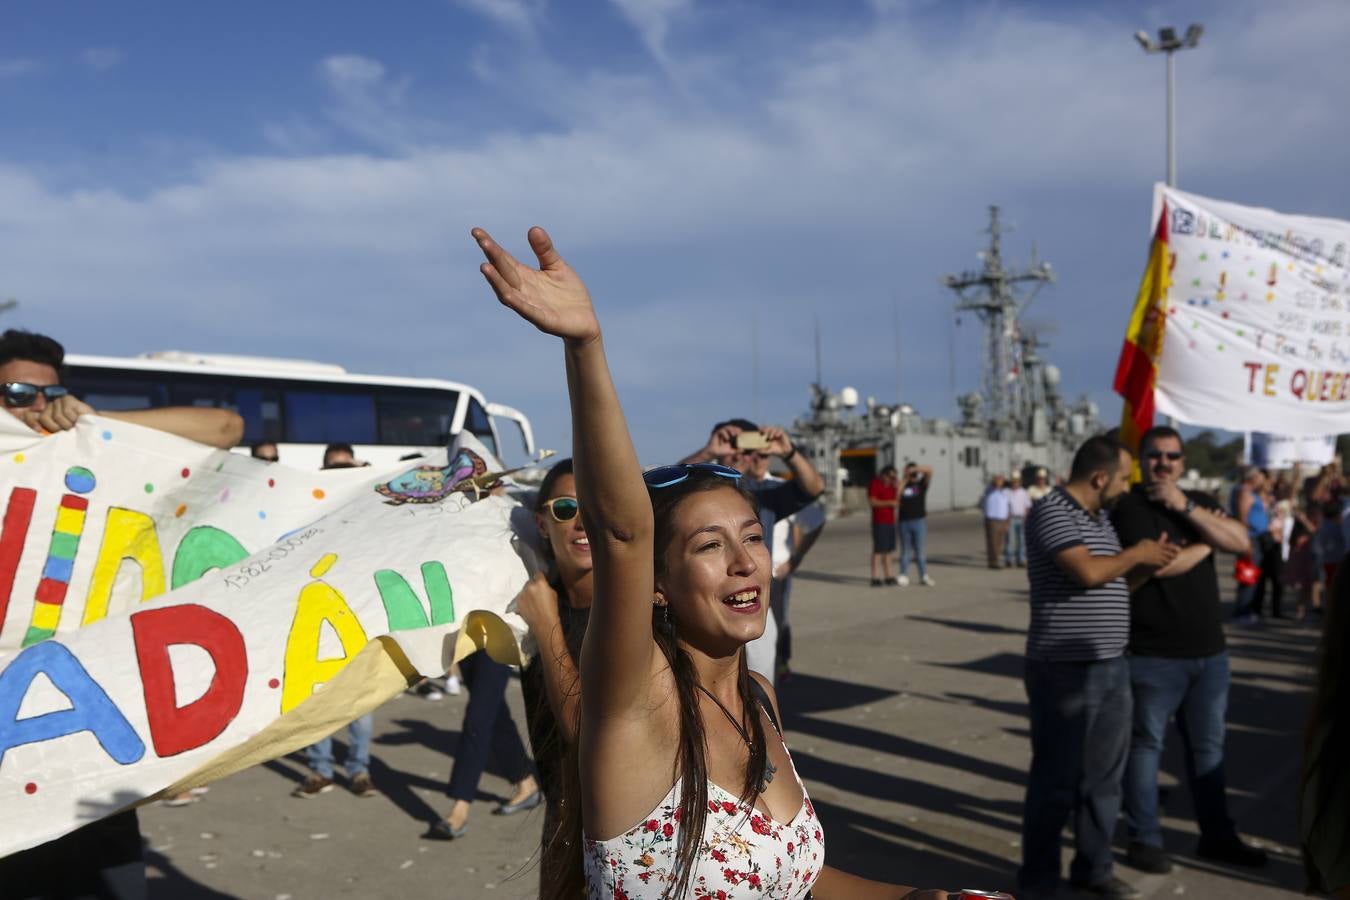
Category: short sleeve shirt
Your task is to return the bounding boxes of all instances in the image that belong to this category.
[898,477,929,521]
[869,478,897,526]
[1110,486,1225,658]
[1025,487,1130,662]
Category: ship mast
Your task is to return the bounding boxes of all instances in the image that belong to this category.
[941,206,1054,441]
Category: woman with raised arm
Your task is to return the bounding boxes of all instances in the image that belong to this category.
[473,227,949,900]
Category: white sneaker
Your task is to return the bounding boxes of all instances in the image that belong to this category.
[896,575,910,587]
[446,675,462,695]
[921,575,936,587]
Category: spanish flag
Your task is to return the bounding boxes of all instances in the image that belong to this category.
[1113,201,1171,455]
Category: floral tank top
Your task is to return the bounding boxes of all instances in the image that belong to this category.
[582,738,825,898]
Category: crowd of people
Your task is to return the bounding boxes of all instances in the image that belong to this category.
[0,252,1347,900]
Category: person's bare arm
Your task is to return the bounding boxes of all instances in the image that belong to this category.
[762,426,824,497]
[1146,483,1251,554]
[1150,542,1212,580]
[812,864,947,898]
[474,227,657,722]
[1056,538,1178,589]
[516,574,581,739]
[21,395,244,448]
[1237,486,1254,526]
[100,408,244,449]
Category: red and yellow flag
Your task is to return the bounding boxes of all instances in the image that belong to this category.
[1113,201,1171,454]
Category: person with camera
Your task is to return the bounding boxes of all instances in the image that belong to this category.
[1109,426,1266,876]
[682,419,824,678]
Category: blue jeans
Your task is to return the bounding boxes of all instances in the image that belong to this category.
[1019,656,1131,893]
[306,713,373,779]
[1005,516,1026,565]
[1124,652,1236,848]
[898,518,928,579]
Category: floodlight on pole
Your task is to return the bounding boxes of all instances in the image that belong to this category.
[1135,23,1203,187]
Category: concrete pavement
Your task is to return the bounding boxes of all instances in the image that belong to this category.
[138,510,1318,899]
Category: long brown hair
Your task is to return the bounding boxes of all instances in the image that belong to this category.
[540,472,769,899]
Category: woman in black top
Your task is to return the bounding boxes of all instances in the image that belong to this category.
[517,459,593,846]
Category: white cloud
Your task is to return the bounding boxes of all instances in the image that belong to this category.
[607,0,692,65]
[1,1,1348,458]
[79,48,124,72]
[450,0,543,36]
[0,58,40,79]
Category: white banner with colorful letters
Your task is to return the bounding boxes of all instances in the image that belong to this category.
[0,414,532,858]
[1152,184,1350,436]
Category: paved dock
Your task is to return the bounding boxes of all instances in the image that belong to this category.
[139,510,1318,899]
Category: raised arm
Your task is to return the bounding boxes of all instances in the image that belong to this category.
[516,574,581,739]
[19,395,244,449]
[473,227,657,718]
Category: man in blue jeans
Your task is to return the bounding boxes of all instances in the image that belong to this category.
[1018,435,1178,900]
[1111,426,1267,873]
[897,462,935,586]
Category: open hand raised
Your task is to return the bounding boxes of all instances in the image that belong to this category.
[472,226,600,345]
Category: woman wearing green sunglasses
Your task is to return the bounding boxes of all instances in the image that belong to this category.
[473,227,943,899]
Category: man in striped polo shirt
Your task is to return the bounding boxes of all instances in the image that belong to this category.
[1017,435,1179,900]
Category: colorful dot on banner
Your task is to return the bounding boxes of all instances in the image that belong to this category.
[257,511,267,520]
[101,430,112,441]
[220,488,231,503]
[1191,278,1201,287]
[215,462,224,473]
[1189,340,1198,349]
[63,466,96,494]
[174,504,187,518]
[1222,251,1230,259]
[1247,270,1255,277]
[144,483,154,494]
[1187,298,1196,305]
[1199,252,1208,261]
[1241,292,1249,300]
[267,678,280,689]
[1191,322,1200,329]
[24,783,36,795]
[180,468,190,479]
[1287,263,1295,271]
[1266,292,1275,301]
[1236,329,1245,336]
[14,454,23,464]
[312,488,325,500]
[267,478,275,488]
[1217,344,1225,351]
[1221,311,1231,319]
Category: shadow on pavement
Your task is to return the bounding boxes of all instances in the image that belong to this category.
[146,845,241,900]
[908,615,1026,637]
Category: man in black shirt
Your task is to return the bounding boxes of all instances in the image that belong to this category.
[897,462,935,586]
[1110,426,1267,874]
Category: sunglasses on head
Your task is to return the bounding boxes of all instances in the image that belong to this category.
[542,496,580,522]
[1146,451,1184,461]
[3,382,69,408]
[642,463,743,489]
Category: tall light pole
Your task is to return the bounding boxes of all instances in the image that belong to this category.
[1135,24,1203,187]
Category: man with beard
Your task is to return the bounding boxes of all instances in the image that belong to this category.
[1017,435,1179,900]
[1110,426,1267,874]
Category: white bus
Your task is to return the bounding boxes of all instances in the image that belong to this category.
[63,351,536,470]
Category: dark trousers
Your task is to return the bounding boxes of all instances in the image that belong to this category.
[447,650,534,802]
[1018,656,1131,893]
[1253,534,1284,617]
[985,518,1009,568]
[1124,652,1236,848]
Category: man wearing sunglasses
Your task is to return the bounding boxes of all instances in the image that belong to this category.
[1109,426,1266,876]
[682,418,824,679]
[0,329,243,448]
[0,329,244,900]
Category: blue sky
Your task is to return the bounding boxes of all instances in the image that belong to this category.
[2,0,1347,463]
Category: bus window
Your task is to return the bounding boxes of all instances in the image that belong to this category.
[63,372,169,411]
[378,389,455,447]
[465,397,498,456]
[234,389,283,444]
[285,391,376,444]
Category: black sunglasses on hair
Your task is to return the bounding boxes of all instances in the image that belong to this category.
[1146,451,1184,461]
[3,382,69,408]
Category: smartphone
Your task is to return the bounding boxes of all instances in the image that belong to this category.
[734,431,769,450]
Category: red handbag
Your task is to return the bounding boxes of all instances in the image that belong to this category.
[1234,555,1261,586]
